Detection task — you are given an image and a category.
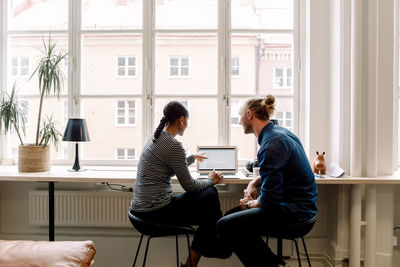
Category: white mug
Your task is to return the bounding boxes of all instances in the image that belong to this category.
[253,167,260,178]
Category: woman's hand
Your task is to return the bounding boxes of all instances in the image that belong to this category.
[193,152,208,162]
[209,170,223,184]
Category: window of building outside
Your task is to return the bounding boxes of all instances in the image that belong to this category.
[3,0,296,165]
[11,57,29,77]
[117,56,136,77]
[20,99,29,125]
[116,148,136,160]
[169,56,190,77]
[276,111,292,130]
[116,100,136,126]
[274,67,292,88]
[232,56,240,77]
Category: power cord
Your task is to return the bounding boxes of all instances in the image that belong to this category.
[104,182,133,192]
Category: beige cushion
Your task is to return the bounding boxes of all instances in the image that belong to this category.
[0,240,96,267]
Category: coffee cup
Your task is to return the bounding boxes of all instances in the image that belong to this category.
[253,167,260,178]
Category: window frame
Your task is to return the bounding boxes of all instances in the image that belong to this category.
[168,56,191,78]
[116,55,137,78]
[115,100,136,127]
[0,0,300,166]
[10,56,29,77]
[273,67,293,88]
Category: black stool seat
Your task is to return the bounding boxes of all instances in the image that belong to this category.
[128,210,195,267]
[263,215,317,267]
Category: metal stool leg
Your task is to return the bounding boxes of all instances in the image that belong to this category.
[142,237,152,267]
[133,234,144,267]
[176,235,179,267]
[293,239,302,267]
[301,237,311,267]
[186,234,193,267]
[277,238,283,258]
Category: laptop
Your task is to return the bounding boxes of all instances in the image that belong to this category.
[195,146,239,177]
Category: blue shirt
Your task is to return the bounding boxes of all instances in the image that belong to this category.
[257,122,318,223]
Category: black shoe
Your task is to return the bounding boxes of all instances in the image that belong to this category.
[180,264,185,267]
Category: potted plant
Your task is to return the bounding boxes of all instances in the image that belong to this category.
[0,37,68,172]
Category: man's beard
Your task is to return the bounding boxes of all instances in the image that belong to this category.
[242,123,253,134]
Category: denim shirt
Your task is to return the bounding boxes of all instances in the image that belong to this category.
[257,122,318,223]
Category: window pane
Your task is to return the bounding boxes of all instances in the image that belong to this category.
[128,57,136,66]
[82,0,142,30]
[8,0,68,30]
[181,57,189,66]
[232,0,293,30]
[81,98,142,160]
[156,34,217,95]
[275,68,283,77]
[156,0,217,30]
[155,99,218,152]
[82,34,142,95]
[118,57,125,66]
[8,34,68,96]
[170,58,179,66]
[231,34,293,95]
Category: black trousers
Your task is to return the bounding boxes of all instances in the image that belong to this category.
[216,206,288,267]
[132,186,231,258]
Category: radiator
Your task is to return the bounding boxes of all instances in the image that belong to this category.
[29,190,242,227]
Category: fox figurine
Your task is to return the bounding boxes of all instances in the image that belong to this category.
[313,151,326,175]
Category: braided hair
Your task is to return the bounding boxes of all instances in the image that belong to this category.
[153,101,189,142]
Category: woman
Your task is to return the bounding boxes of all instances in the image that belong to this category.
[217,95,318,267]
[130,101,229,267]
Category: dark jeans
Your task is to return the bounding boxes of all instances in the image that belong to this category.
[217,206,288,267]
[131,186,231,258]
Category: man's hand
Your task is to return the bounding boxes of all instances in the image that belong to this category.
[193,152,208,162]
[239,194,253,210]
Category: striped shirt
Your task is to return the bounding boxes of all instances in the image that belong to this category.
[131,130,214,212]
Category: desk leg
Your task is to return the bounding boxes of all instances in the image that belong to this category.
[49,182,54,241]
[277,238,282,258]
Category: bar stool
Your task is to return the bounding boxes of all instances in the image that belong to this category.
[128,210,195,267]
[265,215,317,267]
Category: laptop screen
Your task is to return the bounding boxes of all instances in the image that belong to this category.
[197,146,237,173]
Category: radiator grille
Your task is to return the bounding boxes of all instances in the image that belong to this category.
[29,190,242,227]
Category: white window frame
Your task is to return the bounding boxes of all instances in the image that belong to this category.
[116,100,136,126]
[116,56,137,78]
[11,56,29,77]
[168,56,190,78]
[115,148,136,160]
[0,1,300,166]
[273,67,293,88]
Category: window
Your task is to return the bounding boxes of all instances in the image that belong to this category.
[116,56,136,77]
[274,67,292,88]
[11,57,29,77]
[276,111,292,130]
[231,56,240,77]
[116,148,136,160]
[116,100,136,126]
[169,56,190,77]
[2,0,297,164]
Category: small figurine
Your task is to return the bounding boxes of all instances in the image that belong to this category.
[313,151,326,176]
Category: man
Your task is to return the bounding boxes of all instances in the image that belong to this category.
[217,95,318,267]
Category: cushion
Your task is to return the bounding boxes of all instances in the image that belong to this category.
[0,240,96,267]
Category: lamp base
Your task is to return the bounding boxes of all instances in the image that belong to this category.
[67,168,87,172]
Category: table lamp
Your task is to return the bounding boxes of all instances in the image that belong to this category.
[63,118,90,172]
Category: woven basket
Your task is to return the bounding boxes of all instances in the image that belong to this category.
[18,145,51,172]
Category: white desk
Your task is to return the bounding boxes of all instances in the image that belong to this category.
[0,164,398,264]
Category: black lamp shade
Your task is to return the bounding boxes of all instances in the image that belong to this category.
[63,118,90,142]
